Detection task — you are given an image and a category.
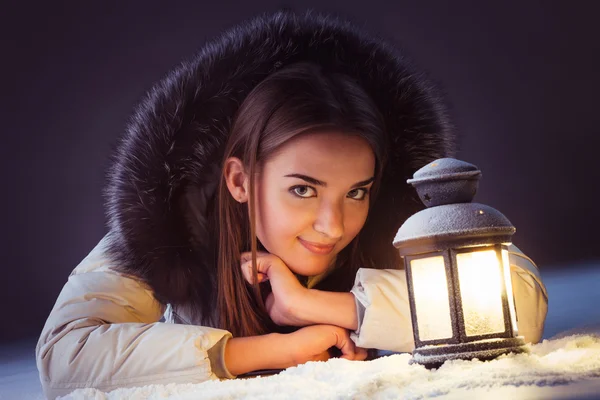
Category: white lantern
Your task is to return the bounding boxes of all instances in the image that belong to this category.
[394,158,526,368]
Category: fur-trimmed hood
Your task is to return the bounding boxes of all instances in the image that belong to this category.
[104,9,456,311]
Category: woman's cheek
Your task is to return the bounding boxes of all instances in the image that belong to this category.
[281,203,310,238]
[347,203,369,235]
[269,198,307,243]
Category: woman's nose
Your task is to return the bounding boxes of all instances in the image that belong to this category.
[313,201,344,240]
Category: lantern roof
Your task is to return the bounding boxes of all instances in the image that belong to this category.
[408,157,481,185]
[394,158,515,254]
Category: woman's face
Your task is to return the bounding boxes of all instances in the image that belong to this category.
[253,130,376,277]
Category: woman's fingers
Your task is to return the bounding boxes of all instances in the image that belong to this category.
[332,327,356,360]
[354,347,368,361]
[330,327,368,361]
[240,251,270,264]
[240,251,270,284]
[240,260,268,284]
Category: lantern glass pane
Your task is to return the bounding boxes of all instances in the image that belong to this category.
[410,256,453,341]
[456,250,505,336]
[502,248,519,335]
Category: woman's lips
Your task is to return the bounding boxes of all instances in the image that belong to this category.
[298,238,335,255]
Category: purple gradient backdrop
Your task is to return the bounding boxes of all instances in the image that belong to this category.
[1,1,599,343]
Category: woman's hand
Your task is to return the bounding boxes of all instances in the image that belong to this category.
[240,251,308,326]
[224,325,367,376]
[287,324,368,365]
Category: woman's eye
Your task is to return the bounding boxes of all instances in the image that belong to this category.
[347,188,368,200]
[290,185,316,198]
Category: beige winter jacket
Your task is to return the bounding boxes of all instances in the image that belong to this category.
[36,234,547,399]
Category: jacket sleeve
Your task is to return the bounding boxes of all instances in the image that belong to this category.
[36,235,234,399]
[350,244,548,352]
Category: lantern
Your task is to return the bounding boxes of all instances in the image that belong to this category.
[393,158,527,368]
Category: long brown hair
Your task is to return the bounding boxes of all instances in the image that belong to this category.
[214,62,389,337]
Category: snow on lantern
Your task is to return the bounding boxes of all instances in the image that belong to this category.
[393,158,527,368]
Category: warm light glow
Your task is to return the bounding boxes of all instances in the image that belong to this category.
[502,248,519,335]
[410,256,453,341]
[457,250,505,336]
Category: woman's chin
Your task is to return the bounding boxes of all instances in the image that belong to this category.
[290,263,336,277]
[286,257,332,277]
[277,246,338,277]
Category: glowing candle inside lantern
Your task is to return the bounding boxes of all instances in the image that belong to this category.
[410,256,453,341]
[456,250,505,336]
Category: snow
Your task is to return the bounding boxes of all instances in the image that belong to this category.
[59,333,600,399]
[2,264,600,400]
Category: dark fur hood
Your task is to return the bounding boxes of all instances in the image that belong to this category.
[104,9,456,308]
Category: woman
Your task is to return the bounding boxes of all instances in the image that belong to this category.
[36,9,547,399]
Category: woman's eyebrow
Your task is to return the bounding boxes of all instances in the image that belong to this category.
[284,174,326,186]
[284,174,374,188]
[351,177,375,188]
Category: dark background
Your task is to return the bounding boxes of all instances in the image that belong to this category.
[2,1,599,344]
